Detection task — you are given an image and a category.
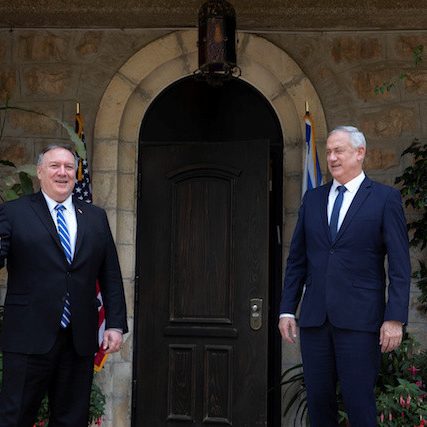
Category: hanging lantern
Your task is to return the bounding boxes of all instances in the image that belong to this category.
[194,0,241,85]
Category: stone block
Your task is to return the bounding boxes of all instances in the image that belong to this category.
[404,70,427,96]
[6,107,59,137]
[104,208,117,238]
[271,93,301,143]
[283,213,298,248]
[0,69,16,101]
[76,31,103,57]
[241,33,304,87]
[17,31,70,61]
[406,323,427,348]
[0,139,34,165]
[117,244,135,281]
[284,146,303,175]
[0,38,7,62]
[360,106,417,139]
[119,30,196,86]
[92,171,117,209]
[76,65,112,107]
[111,398,131,427]
[119,91,148,144]
[92,140,118,172]
[364,147,398,171]
[111,362,132,398]
[314,65,354,113]
[394,35,427,59]
[22,65,75,98]
[116,210,135,245]
[284,176,303,212]
[331,36,383,63]
[352,69,398,102]
[94,75,136,140]
[118,141,137,174]
[117,173,136,212]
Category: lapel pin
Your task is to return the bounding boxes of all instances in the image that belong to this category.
[78,208,83,214]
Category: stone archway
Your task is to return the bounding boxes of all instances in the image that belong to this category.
[91,30,326,427]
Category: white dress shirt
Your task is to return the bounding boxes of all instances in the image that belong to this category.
[280,171,366,319]
[42,191,77,259]
[327,171,365,229]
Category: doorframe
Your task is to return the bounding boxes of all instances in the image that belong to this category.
[91,30,327,426]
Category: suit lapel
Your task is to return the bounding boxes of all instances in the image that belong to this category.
[73,197,86,260]
[30,191,64,254]
[321,182,333,243]
[334,177,373,242]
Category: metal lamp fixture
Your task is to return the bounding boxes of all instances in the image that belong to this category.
[194,0,241,85]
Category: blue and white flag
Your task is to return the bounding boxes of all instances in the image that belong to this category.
[302,111,323,196]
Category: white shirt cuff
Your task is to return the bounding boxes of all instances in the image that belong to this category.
[279,313,295,319]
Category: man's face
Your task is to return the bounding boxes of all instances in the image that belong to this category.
[326,131,365,184]
[37,148,76,203]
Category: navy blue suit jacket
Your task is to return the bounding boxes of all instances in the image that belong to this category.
[0,192,128,356]
[280,177,411,333]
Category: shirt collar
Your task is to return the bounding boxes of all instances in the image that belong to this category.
[41,191,74,213]
[331,171,365,194]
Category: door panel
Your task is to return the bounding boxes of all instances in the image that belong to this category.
[134,141,269,426]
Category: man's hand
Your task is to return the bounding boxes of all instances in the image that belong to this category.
[278,317,298,344]
[379,320,403,353]
[102,329,123,354]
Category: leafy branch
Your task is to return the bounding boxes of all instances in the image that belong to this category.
[374,45,424,94]
[0,101,86,158]
[395,141,427,312]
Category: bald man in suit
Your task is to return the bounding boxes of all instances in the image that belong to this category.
[0,144,128,427]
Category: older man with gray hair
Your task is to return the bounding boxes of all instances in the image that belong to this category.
[279,126,411,427]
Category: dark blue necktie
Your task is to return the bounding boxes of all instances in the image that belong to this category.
[55,204,72,328]
[330,186,347,241]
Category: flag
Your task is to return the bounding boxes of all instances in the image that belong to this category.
[73,105,108,372]
[302,110,323,196]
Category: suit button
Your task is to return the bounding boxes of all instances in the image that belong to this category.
[66,272,71,277]
[330,249,334,254]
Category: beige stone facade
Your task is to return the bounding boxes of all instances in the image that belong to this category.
[0,20,426,427]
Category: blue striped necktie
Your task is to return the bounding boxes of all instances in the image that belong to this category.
[330,185,347,241]
[55,204,72,328]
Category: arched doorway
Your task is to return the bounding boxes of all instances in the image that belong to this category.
[92,30,327,427]
[133,76,283,426]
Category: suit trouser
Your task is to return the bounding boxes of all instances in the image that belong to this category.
[300,320,381,427]
[0,327,94,427]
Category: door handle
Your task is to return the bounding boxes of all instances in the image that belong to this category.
[249,298,263,330]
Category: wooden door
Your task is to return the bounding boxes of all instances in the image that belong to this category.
[134,140,269,426]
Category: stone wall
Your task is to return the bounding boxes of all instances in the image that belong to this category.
[263,31,427,346]
[0,27,426,427]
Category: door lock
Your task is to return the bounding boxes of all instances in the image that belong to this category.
[250,298,263,330]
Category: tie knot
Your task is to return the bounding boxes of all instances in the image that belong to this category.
[337,186,347,194]
[55,204,65,212]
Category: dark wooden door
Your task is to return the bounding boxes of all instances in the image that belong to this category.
[134,140,269,426]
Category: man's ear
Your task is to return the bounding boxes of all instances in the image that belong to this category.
[357,146,366,162]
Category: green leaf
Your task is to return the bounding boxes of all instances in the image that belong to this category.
[19,172,34,195]
[16,164,37,176]
[3,189,19,201]
[52,118,86,159]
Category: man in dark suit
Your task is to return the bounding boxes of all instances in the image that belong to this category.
[279,126,411,427]
[0,144,128,427]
